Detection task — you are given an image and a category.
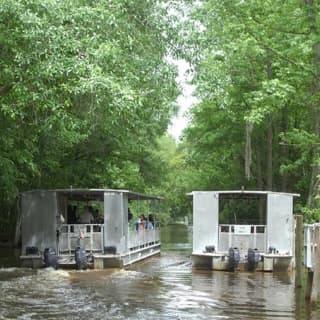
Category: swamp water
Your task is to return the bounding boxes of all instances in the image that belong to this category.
[0,224,319,319]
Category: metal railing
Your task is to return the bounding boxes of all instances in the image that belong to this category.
[59,224,104,254]
[128,228,160,251]
[58,224,160,255]
[218,224,266,253]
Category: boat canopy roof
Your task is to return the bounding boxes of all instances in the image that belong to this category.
[21,188,163,201]
[187,190,300,199]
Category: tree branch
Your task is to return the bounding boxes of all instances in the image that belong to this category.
[250,15,310,36]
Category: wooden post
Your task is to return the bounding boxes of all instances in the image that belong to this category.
[306,270,313,300]
[295,288,302,319]
[295,215,303,288]
[310,224,320,305]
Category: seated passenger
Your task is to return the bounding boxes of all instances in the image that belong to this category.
[79,206,94,224]
[128,210,134,231]
[67,205,77,224]
[147,214,154,229]
[138,214,146,230]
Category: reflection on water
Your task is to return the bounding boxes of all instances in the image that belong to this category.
[0,224,319,319]
[160,223,192,253]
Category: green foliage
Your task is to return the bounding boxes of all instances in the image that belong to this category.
[145,134,195,223]
[301,207,320,224]
[0,0,180,224]
[175,0,320,208]
[4,0,320,229]
[219,198,266,225]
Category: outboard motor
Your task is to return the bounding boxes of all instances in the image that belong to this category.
[75,246,88,270]
[205,245,215,253]
[247,248,260,271]
[43,248,58,269]
[26,246,39,255]
[104,246,117,254]
[268,246,277,254]
[227,247,240,271]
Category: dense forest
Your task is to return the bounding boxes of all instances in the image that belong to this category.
[1,0,320,239]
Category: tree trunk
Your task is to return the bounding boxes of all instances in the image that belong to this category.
[256,139,265,224]
[280,110,288,191]
[266,49,273,191]
[245,122,253,180]
[256,144,263,191]
[266,120,273,190]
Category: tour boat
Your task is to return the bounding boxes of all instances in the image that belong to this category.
[19,189,161,269]
[189,190,299,272]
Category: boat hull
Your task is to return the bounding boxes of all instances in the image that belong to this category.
[20,243,161,269]
[191,252,293,272]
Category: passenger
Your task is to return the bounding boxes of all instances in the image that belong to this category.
[128,210,134,231]
[79,205,94,224]
[135,216,140,231]
[67,205,77,224]
[128,210,133,223]
[60,213,65,224]
[147,214,154,230]
[138,214,146,230]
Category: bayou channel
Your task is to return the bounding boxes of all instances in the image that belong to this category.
[0,224,318,319]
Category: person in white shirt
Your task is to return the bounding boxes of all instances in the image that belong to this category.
[79,206,94,224]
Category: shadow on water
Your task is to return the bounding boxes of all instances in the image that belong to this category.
[0,225,320,319]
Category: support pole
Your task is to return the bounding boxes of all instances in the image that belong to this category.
[306,269,313,301]
[310,224,320,305]
[295,215,303,288]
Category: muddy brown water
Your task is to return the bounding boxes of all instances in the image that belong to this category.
[0,224,319,319]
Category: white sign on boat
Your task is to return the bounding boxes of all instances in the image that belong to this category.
[234,225,251,235]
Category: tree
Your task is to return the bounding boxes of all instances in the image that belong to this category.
[0,0,181,233]
[179,0,320,216]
